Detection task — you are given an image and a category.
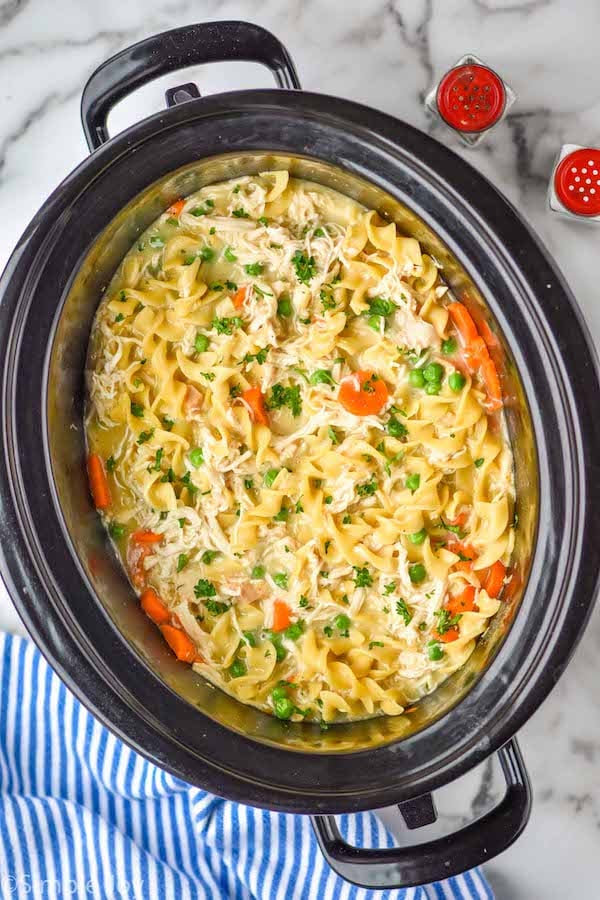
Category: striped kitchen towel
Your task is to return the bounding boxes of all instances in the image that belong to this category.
[0,634,492,899]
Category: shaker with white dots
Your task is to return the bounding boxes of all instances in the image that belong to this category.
[425,54,516,147]
[548,145,600,221]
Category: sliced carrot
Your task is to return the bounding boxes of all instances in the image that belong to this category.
[160,624,197,663]
[446,586,479,616]
[447,512,468,528]
[448,302,479,346]
[232,285,249,309]
[339,370,389,416]
[132,530,163,545]
[447,539,478,563]
[272,600,292,633]
[87,453,111,510]
[242,387,269,426]
[480,353,503,411]
[140,588,170,625]
[167,198,185,217]
[464,336,488,371]
[433,626,460,643]
[477,317,500,352]
[481,560,506,599]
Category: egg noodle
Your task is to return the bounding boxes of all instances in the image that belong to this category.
[85,172,514,723]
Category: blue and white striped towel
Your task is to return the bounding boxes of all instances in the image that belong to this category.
[0,634,492,899]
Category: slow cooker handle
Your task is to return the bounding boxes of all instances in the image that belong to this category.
[311,738,531,889]
[80,21,301,151]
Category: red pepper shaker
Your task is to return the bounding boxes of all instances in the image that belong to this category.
[425,54,516,147]
[549,145,600,221]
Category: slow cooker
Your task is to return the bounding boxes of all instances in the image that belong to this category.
[1,21,599,889]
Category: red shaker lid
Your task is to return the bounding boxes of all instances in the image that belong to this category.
[554,148,600,217]
[437,64,505,133]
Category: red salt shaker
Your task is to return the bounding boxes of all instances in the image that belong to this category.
[425,54,516,146]
[549,145,600,221]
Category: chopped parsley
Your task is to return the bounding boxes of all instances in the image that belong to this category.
[199,246,215,262]
[232,208,249,218]
[244,262,264,276]
[309,369,335,387]
[369,641,384,649]
[251,565,266,579]
[177,553,188,572]
[353,566,373,588]
[212,315,242,335]
[106,456,117,473]
[298,596,309,608]
[243,346,270,365]
[320,289,336,312]
[474,457,485,468]
[205,599,230,616]
[137,428,154,444]
[277,297,293,318]
[263,468,281,488]
[200,371,215,382]
[396,598,413,626]
[384,582,396,595]
[291,250,316,284]
[266,383,302,417]
[342,514,351,524]
[191,200,214,216]
[356,475,378,497]
[258,216,269,226]
[162,416,174,431]
[194,578,216,598]
[328,426,340,444]
[387,415,408,439]
[114,314,125,323]
[224,246,237,262]
[229,384,242,398]
[148,235,165,248]
[434,608,462,635]
[130,401,144,418]
[405,473,420,493]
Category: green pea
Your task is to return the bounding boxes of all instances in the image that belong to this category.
[263,468,280,488]
[189,447,204,467]
[271,685,288,701]
[251,565,266,579]
[108,522,125,540]
[423,362,444,383]
[409,528,427,545]
[409,563,427,584]
[229,659,247,678]
[367,314,383,331]
[428,643,444,661]
[449,371,466,392]
[442,337,457,355]
[277,297,293,318]
[425,382,441,395]
[273,695,295,719]
[409,368,426,388]
[194,333,209,353]
[405,473,420,493]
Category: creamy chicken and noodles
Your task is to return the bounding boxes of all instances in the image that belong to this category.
[85,172,514,723]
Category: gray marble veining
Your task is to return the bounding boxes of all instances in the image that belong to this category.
[1,2,599,897]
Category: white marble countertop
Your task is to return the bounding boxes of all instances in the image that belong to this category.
[1,1,599,896]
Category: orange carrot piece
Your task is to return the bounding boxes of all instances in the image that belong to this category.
[140,588,170,625]
[242,387,269,426]
[480,353,503,411]
[447,539,478,563]
[272,600,292,633]
[132,530,163,545]
[338,371,389,416]
[87,453,111,510]
[160,624,198,663]
[167,199,185,216]
[482,560,507,599]
[434,626,460,643]
[448,302,479,346]
[232,285,249,309]
[446,586,479,616]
